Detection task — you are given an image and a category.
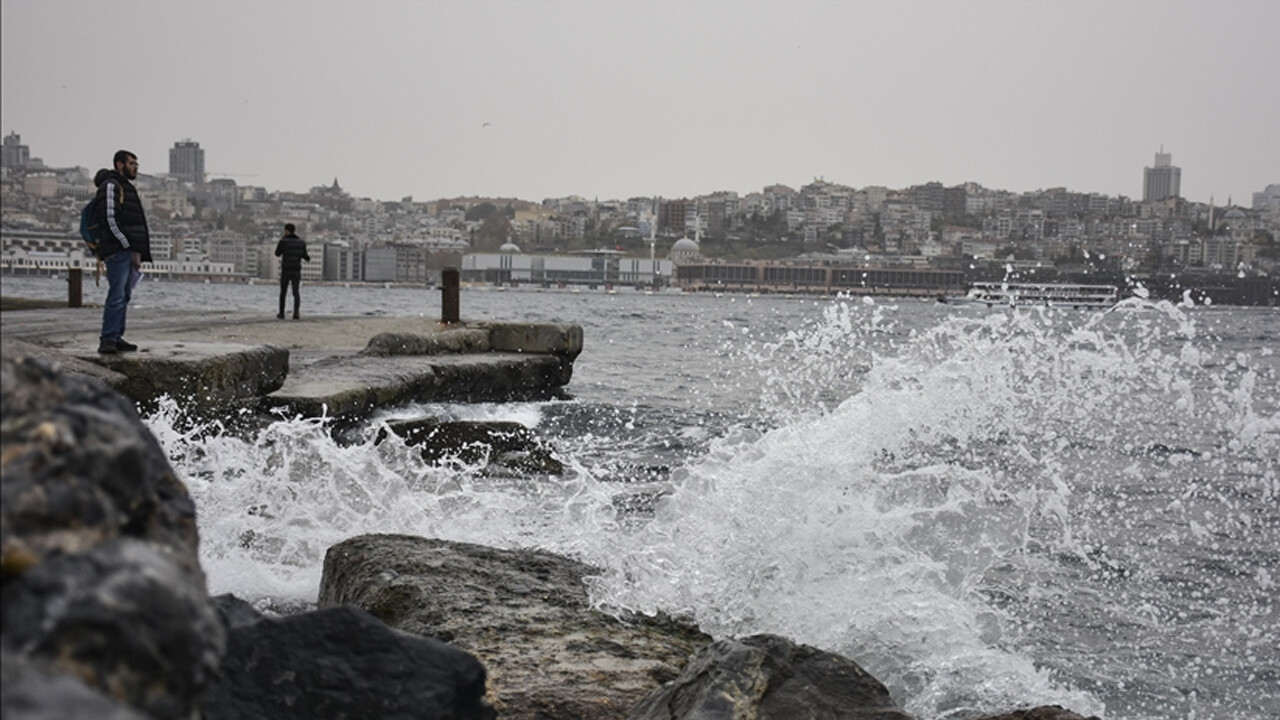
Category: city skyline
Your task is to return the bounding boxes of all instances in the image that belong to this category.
[3,0,1277,206]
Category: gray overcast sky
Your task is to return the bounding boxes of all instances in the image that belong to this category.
[3,0,1277,205]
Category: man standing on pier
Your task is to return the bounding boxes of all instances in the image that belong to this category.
[274,223,310,319]
[93,150,151,354]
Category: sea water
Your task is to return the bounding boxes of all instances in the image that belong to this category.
[5,276,1277,719]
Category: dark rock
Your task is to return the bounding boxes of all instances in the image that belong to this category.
[627,633,913,720]
[210,593,266,630]
[379,417,564,474]
[0,649,151,720]
[202,598,495,720]
[1,355,224,720]
[1,356,201,559]
[968,706,1101,720]
[319,534,712,720]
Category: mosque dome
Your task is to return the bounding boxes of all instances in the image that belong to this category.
[499,242,522,253]
[669,237,700,262]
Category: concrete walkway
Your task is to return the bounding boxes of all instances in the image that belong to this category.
[0,301,583,421]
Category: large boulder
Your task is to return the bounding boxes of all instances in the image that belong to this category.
[0,649,151,720]
[319,534,712,720]
[202,595,495,720]
[0,355,224,720]
[627,634,913,720]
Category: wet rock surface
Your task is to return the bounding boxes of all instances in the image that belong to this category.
[1,355,224,719]
[1,649,152,720]
[319,533,713,720]
[203,595,495,720]
[967,707,1102,720]
[379,417,565,474]
[627,633,914,720]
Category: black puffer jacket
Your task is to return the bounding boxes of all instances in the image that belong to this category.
[92,169,151,262]
[274,233,311,274]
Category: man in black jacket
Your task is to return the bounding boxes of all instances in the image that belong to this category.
[274,223,311,319]
[94,150,152,354]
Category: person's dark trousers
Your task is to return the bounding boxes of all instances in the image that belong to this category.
[279,272,301,318]
[100,251,132,343]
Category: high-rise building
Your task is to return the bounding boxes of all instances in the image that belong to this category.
[169,139,205,183]
[2,132,31,168]
[1143,148,1181,201]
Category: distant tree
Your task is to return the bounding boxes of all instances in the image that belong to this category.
[465,202,497,222]
[472,212,512,251]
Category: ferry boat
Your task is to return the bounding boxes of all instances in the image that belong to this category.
[942,281,1119,309]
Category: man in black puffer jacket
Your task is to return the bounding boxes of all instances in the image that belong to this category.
[274,223,311,319]
[93,150,152,354]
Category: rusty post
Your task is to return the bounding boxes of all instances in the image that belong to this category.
[441,267,460,324]
[68,267,83,308]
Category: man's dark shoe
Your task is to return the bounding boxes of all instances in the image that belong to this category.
[292,313,300,320]
[98,340,117,354]
[115,339,138,352]
[276,313,285,319]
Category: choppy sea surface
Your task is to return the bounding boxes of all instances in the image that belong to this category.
[7,275,1279,720]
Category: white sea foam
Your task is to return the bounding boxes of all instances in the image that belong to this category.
[132,288,1279,720]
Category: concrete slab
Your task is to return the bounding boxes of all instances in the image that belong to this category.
[2,303,582,422]
[264,352,573,419]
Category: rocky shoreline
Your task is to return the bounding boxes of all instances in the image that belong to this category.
[1,354,1100,719]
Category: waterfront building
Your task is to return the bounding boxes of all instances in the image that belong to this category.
[323,241,363,282]
[674,258,965,296]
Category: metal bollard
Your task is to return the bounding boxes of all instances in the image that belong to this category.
[68,267,83,308]
[441,267,460,324]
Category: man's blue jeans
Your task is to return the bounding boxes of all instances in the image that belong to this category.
[100,251,132,343]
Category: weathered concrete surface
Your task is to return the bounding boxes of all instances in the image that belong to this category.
[1,334,288,416]
[73,341,289,413]
[319,534,713,720]
[361,327,491,356]
[480,321,585,356]
[1,306,582,422]
[264,347,573,420]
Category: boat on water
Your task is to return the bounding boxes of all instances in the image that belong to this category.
[941,281,1119,309]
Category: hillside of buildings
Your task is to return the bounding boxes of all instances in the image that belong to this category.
[2,133,1277,303]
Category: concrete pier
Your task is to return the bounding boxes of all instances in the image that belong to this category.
[0,303,582,422]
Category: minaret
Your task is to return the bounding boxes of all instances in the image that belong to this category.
[649,213,656,262]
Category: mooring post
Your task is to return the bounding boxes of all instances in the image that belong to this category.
[441,267,460,323]
[68,267,83,308]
